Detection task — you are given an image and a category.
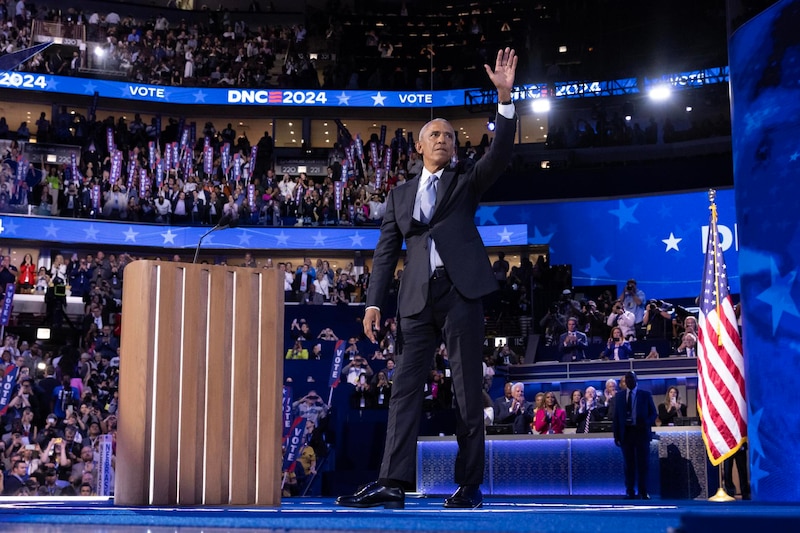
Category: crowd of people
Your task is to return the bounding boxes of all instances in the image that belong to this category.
[486,377,689,437]
[537,278,700,362]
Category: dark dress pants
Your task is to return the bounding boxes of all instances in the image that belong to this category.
[621,424,651,495]
[379,272,485,487]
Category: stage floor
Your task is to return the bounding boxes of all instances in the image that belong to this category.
[0,496,796,533]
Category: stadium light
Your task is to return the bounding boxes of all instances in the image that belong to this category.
[532,98,551,114]
[649,85,671,101]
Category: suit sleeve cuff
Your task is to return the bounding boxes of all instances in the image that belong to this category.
[497,103,515,120]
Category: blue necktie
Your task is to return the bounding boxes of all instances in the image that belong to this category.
[419,174,438,223]
[419,174,441,273]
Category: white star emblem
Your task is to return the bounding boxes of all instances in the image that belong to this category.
[123,226,139,243]
[83,81,97,94]
[349,232,365,247]
[193,90,207,103]
[160,229,177,245]
[497,227,513,243]
[44,223,59,238]
[237,231,252,246]
[273,231,290,246]
[2,218,19,235]
[662,232,682,252]
[84,225,100,241]
[371,92,387,106]
[312,231,328,246]
[336,92,350,105]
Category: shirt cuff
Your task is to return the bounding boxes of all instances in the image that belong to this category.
[497,102,515,120]
[366,305,381,312]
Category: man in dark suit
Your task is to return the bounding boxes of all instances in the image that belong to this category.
[495,382,534,435]
[613,371,658,499]
[558,317,588,361]
[336,47,518,510]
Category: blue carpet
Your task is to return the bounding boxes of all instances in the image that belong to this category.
[0,497,797,533]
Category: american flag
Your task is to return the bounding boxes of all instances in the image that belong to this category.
[697,191,747,465]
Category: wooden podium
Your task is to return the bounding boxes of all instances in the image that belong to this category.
[115,260,284,506]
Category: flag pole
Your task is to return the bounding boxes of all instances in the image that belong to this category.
[705,188,736,503]
[709,464,735,502]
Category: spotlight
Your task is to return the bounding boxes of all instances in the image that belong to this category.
[94,46,106,57]
[685,105,693,112]
[649,85,671,101]
[487,120,496,132]
[532,98,551,114]
[622,101,634,122]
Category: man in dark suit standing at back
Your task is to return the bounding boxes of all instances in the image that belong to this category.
[336,47,518,510]
[613,371,658,499]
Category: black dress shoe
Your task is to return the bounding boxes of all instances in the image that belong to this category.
[624,492,637,500]
[335,481,405,509]
[443,485,483,508]
[639,493,651,500]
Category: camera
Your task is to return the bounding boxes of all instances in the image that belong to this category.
[626,283,634,292]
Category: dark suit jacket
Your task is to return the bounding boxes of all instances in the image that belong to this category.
[558,331,588,361]
[612,388,657,442]
[366,113,516,316]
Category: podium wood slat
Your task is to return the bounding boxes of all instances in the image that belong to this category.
[117,261,283,506]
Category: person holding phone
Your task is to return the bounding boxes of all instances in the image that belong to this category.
[657,386,687,426]
[559,317,588,362]
[601,326,633,360]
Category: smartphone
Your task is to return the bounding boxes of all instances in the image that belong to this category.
[53,438,63,445]
[25,444,36,451]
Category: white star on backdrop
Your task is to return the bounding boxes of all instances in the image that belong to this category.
[2,218,19,235]
[371,92,387,106]
[123,227,140,243]
[497,227,513,243]
[336,92,351,105]
[237,231,252,246]
[83,225,100,241]
[662,232,683,252]
[44,223,59,238]
[273,231,290,246]
[312,231,328,246]
[160,229,177,245]
[193,90,207,103]
[349,232,365,247]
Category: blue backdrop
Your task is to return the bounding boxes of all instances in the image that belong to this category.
[477,188,738,300]
[729,0,800,503]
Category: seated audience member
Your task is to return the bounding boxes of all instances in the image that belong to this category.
[492,382,514,420]
[534,391,566,434]
[351,370,373,409]
[494,344,519,365]
[574,386,607,433]
[341,355,373,385]
[371,370,392,408]
[601,378,618,420]
[600,326,633,360]
[607,301,636,341]
[496,382,533,434]
[676,316,699,357]
[285,340,309,360]
[291,391,328,426]
[317,327,338,341]
[564,389,583,428]
[559,317,588,362]
[656,386,687,426]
